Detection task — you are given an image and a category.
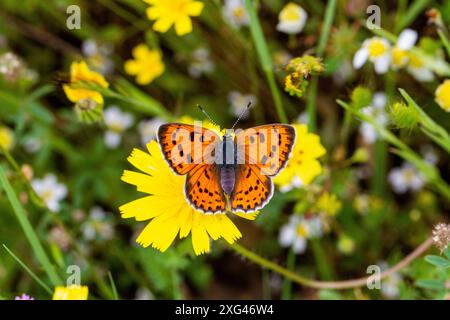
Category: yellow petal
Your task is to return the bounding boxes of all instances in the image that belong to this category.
[191,212,211,255]
[175,16,193,36]
[187,1,204,16]
[153,17,175,33]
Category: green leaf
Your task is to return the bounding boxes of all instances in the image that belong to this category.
[444,248,450,260]
[424,255,450,268]
[415,279,446,290]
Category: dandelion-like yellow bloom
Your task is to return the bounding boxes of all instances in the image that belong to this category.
[274,124,325,192]
[0,126,14,151]
[124,44,165,85]
[316,192,342,216]
[120,140,257,255]
[144,0,204,36]
[52,285,89,300]
[435,79,450,112]
[63,61,109,105]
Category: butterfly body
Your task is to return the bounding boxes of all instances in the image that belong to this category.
[158,123,296,214]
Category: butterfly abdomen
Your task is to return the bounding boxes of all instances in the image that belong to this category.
[220,166,235,196]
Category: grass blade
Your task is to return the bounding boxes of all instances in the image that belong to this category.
[108,271,119,300]
[0,164,62,286]
[3,244,52,294]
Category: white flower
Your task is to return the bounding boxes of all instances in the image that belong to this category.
[278,215,322,254]
[359,92,388,144]
[421,145,438,165]
[103,106,134,148]
[223,0,249,28]
[279,175,303,193]
[388,162,425,194]
[391,29,417,69]
[81,207,114,241]
[407,52,434,82]
[188,48,215,78]
[31,174,67,212]
[138,117,164,146]
[135,288,154,300]
[276,3,308,34]
[379,262,402,299]
[353,37,391,74]
[82,39,114,74]
[228,91,256,118]
[24,137,42,154]
[295,111,308,125]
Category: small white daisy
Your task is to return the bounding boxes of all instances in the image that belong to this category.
[295,111,308,125]
[388,162,425,194]
[359,92,388,144]
[407,52,434,82]
[82,39,114,75]
[379,262,402,299]
[278,215,322,254]
[188,48,215,78]
[103,106,134,149]
[81,206,114,242]
[138,117,164,146]
[228,91,256,118]
[222,0,249,28]
[421,145,439,165]
[391,29,418,69]
[353,37,391,74]
[31,174,67,212]
[276,3,308,35]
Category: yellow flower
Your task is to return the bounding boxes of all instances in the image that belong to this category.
[53,285,89,300]
[435,79,450,112]
[144,0,204,36]
[274,124,326,192]
[315,192,342,216]
[0,126,14,151]
[120,140,257,255]
[124,44,165,85]
[63,61,109,105]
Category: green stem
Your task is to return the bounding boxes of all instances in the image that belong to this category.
[244,0,287,123]
[0,165,63,287]
[228,237,433,290]
[372,140,387,197]
[281,249,296,299]
[306,0,337,131]
[311,239,334,280]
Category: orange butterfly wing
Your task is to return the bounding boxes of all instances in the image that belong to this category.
[157,123,220,175]
[230,165,273,213]
[157,123,226,213]
[184,165,227,213]
[231,124,296,213]
[234,124,296,176]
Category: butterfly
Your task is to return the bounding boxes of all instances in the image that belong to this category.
[157,110,295,214]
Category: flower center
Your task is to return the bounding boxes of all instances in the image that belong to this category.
[42,190,54,202]
[392,47,408,66]
[408,53,423,68]
[368,39,387,57]
[232,7,245,20]
[296,224,308,237]
[281,5,301,22]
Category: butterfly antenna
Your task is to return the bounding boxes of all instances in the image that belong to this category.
[231,101,252,130]
[197,104,219,127]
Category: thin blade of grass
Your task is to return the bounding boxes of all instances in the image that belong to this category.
[0,164,62,286]
[108,271,119,300]
[3,244,52,294]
